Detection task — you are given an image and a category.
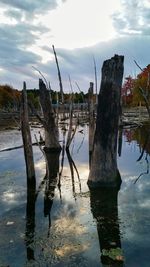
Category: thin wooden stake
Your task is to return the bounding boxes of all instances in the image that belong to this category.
[20,82,35,180]
[52,45,64,105]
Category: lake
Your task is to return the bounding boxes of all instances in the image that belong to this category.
[0,123,150,267]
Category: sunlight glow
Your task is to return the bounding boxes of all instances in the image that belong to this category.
[3,191,17,204]
[35,0,121,49]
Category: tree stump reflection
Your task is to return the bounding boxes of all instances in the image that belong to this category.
[90,186,124,267]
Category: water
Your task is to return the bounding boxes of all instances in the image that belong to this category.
[0,124,150,267]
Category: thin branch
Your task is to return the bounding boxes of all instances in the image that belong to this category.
[71,155,81,192]
[93,56,98,104]
[68,75,73,93]
[75,82,84,102]
[58,130,66,185]
[32,66,49,89]
[70,122,78,145]
[0,136,45,153]
[28,100,45,126]
[134,155,149,184]
[66,149,76,199]
[52,45,64,104]
[66,76,74,148]
[77,131,85,153]
[137,135,149,162]
[134,60,143,72]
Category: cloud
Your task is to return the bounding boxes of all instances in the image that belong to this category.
[0,21,48,70]
[112,0,150,36]
[0,0,150,91]
[4,8,23,21]
[34,35,150,93]
[0,0,58,15]
[1,33,150,90]
[0,0,64,88]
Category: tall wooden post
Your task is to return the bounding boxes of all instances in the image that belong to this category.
[88,82,95,164]
[39,79,61,152]
[20,82,35,180]
[88,55,124,187]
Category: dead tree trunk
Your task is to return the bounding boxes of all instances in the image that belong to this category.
[88,82,95,163]
[88,55,124,187]
[93,56,98,105]
[20,82,35,180]
[52,45,65,118]
[39,79,61,152]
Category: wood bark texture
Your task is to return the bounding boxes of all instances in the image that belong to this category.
[88,55,124,187]
[20,82,35,180]
[88,82,95,157]
[39,79,61,151]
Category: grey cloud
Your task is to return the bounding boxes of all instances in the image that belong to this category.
[0,23,48,49]
[112,0,150,36]
[38,36,150,92]
[0,21,42,76]
[1,35,150,91]
[4,8,22,21]
[0,0,58,14]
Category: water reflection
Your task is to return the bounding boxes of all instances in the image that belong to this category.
[118,128,123,157]
[123,124,150,184]
[25,179,36,261]
[66,148,82,198]
[25,150,60,264]
[2,123,150,266]
[90,186,124,267]
[44,150,60,236]
[123,124,150,156]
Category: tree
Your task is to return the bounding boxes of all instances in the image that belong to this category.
[88,55,124,188]
[0,84,20,110]
[122,76,134,106]
[133,65,150,116]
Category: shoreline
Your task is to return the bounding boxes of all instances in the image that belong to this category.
[0,107,149,131]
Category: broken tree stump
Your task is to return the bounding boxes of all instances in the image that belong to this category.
[88,55,124,187]
[20,82,35,181]
[39,79,61,152]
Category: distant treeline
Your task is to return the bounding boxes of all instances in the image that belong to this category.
[0,84,20,110]
[0,85,95,110]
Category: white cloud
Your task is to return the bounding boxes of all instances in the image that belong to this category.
[0,0,150,90]
[35,0,121,49]
[112,0,150,36]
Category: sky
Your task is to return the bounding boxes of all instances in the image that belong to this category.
[0,0,150,92]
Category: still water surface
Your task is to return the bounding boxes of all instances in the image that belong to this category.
[0,124,150,267]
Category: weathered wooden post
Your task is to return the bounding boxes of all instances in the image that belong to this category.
[20,82,35,181]
[88,55,124,187]
[88,82,95,164]
[39,79,61,152]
